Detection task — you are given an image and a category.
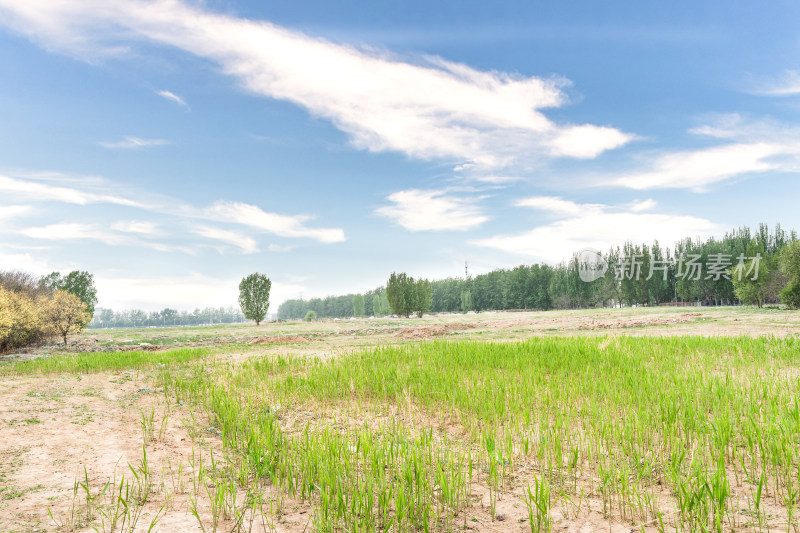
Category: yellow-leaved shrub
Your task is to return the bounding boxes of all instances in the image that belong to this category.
[0,287,44,352]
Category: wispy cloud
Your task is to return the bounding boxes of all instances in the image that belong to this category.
[0,205,32,221]
[473,197,720,262]
[375,189,489,231]
[202,201,345,243]
[750,70,800,96]
[3,172,345,247]
[192,225,258,254]
[0,173,144,206]
[156,89,188,107]
[0,0,631,172]
[19,222,125,245]
[16,220,199,254]
[0,251,51,275]
[110,220,161,235]
[608,115,800,191]
[268,243,295,252]
[513,196,599,217]
[612,142,783,191]
[470,175,524,185]
[97,136,170,149]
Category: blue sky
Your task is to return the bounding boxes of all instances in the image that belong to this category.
[2,0,800,311]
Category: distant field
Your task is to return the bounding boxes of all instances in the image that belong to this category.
[0,307,798,532]
[13,305,800,359]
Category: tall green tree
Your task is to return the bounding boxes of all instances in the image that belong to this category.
[372,292,390,316]
[352,294,365,317]
[41,271,98,318]
[411,279,433,318]
[460,290,473,313]
[780,241,800,308]
[238,273,271,325]
[731,258,771,308]
[386,272,413,317]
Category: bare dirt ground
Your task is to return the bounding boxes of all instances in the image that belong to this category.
[0,371,315,533]
[1,306,798,531]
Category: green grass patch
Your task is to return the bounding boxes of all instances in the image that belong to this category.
[158,335,800,532]
[0,347,212,376]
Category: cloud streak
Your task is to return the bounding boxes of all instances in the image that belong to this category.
[97,136,170,149]
[202,201,346,243]
[750,70,800,96]
[4,172,346,250]
[375,189,489,231]
[192,225,258,254]
[473,196,721,262]
[0,173,144,207]
[0,0,631,171]
[607,115,800,191]
[156,89,188,107]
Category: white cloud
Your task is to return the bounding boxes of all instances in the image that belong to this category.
[0,205,32,220]
[17,221,204,255]
[192,225,258,254]
[0,173,144,206]
[0,251,51,275]
[629,199,657,212]
[110,220,160,235]
[203,201,345,243]
[375,189,489,231]
[751,70,800,96]
[549,124,633,159]
[268,243,295,252]
[20,222,106,240]
[607,116,800,191]
[473,197,721,262]
[97,136,170,149]
[471,175,523,185]
[3,173,345,246]
[18,222,136,247]
[156,89,188,107]
[613,142,784,191]
[513,196,600,217]
[0,0,631,171]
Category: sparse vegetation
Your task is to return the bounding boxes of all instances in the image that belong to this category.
[152,334,800,532]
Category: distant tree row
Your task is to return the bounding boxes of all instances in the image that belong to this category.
[277,224,800,319]
[89,306,248,329]
[278,287,390,320]
[386,272,433,318]
[1,270,96,350]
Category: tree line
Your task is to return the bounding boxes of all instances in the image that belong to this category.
[278,287,391,320]
[89,306,248,329]
[278,224,800,319]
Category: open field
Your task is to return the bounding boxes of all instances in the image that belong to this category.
[1,307,799,532]
[6,305,800,362]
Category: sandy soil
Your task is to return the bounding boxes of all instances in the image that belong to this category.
[0,371,315,532]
